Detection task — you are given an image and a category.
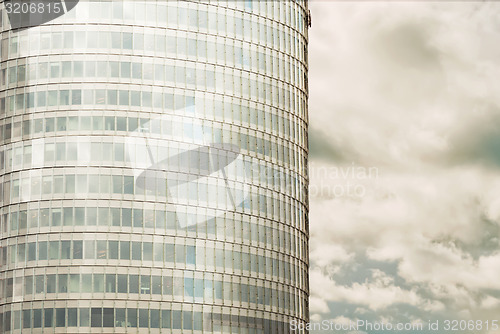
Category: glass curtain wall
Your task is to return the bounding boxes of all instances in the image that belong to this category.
[0,0,309,332]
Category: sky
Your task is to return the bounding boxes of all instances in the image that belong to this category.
[307,1,500,333]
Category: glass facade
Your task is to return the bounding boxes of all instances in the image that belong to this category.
[0,0,309,332]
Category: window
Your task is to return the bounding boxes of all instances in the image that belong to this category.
[69,274,79,293]
[91,308,102,327]
[94,274,104,293]
[120,241,130,260]
[106,274,116,293]
[123,33,133,49]
[103,308,114,328]
[127,309,137,328]
[129,275,139,294]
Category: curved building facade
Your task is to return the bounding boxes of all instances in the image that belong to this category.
[0,0,309,332]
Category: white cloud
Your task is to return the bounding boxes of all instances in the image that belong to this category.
[310,296,331,315]
[310,243,355,268]
[310,268,423,311]
[309,313,323,323]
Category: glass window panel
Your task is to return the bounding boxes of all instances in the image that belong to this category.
[47,274,56,293]
[131,91,141,106]
[150,309,159,328]
[84,240,95,259]
[187,245,196,265]
[106,274,116,293]
[91,308,102,327]
[65,175,75,193]
[117,274,127,293]
[81,274,92,293]
[132,242,141,260]
[96,240,106,259]
[25,275,33,295]
[85,61,95,77]
[108,90,117,104]
[75,208,85,224]
[123,33,133,49]
[96,90,105,104]
[183,311,192,330]
[152,276,161,294]
[28,243,36,261]
[120,62,131,77]
[109,61,119,77]
[68,308,77,327]
[98,208,109,226]
[50,63,60,78]
[109,241,118,259]
[38,241,47,260]
[97,61,107,77]
[35,275,44,293]
[83,90,93,104]
[116,308,126,327]
[73,61,83,76]
[139,309,148,328]
[44,308,54,328]
[58,274,68,292]
[172,310,182,329]
[94,274,104,293]
[122,208,132,226]
[87,32,98,48]
[119,90,129,105]
[117,117,127,131]
[49,241,59,259]
[33,309,42,328]
[103,308,114,328]
[80,309,89,327]
[142,92,152,107]
[112,175,123,194]
[184,277,194,298]
[61,241,71,259]
[100,175,110,193]
[140,275,150,294]
[129,275,139,294]
[111,208,121,226]
[161,310,171,328]
[111,32,121,48]
[195,278,204,299]
[132,63,142,79]
[69,274,79,293]
[120,241,130,260]
[105,117,115,130]
[143,242,153,261]
[163,276,173,295]
[71,90,82,105]
[127,309,137,328]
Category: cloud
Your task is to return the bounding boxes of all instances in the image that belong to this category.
[309,127,348,163]
[309,2,500,169]
[310,268,423,311]
[308,0,500,329]
[310,296,331,315]
[310,243,355,268]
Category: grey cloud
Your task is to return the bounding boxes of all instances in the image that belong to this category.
[370,22,441,70]
[308,1,500,331]
[308,127,348,163]
[433,217,500,260]
[446,108,500,168]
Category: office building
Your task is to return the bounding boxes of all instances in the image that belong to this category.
[0,0,309,332]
